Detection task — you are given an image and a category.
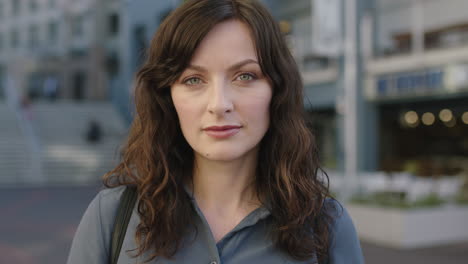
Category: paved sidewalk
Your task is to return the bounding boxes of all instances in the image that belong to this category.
[1,185,467,263]
[0,185,101,264]
[362,241,468,264]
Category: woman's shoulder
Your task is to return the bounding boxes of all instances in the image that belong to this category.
[67,186,129,264]
[323,198,364,264]
[96,185,127,208]
[323,198,355,238]
[323,198,345,219]
[77,185,129,243]
[92,185,128,225]
[80,185,128,230]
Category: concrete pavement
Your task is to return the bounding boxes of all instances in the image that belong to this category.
[362,241,468,264]
[0,185,101,264]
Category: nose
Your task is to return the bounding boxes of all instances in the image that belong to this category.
[207,79,234,115]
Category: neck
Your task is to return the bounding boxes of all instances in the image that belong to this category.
[191,150,260,215]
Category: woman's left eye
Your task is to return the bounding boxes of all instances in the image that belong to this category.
[184,77,202,85]
[236,73,255,81]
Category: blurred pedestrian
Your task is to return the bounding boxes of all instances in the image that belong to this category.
[43,76,58,101]
[5,75,19,110]
[20,94,33,121]
[67,1,363,264]
[85,120,102,144]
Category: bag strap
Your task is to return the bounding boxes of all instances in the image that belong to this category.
[110,186,138,264]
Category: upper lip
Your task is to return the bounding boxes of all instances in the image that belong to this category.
[203,125,242,131]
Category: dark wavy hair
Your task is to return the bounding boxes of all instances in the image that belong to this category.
[104,0,335,263]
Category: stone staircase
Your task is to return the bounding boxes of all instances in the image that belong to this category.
[30,101,128,184]
[0,103,32,184]
[0,101,128,185]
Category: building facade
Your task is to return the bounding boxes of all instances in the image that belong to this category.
[112,0,179,122]
[0,0,121,102]
[273,0,343,171]
[365,0,468,177]
[272,0,468,180]
[272,0,378,174]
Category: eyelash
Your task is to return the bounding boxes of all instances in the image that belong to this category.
[182,72,257,86]
[236,73,257,81]
[183,76,203,86]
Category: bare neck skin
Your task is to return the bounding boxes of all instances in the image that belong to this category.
[191,148,261,242]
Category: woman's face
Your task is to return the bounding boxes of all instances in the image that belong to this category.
[171,19,272,162]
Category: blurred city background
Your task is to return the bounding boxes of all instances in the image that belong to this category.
[0,0,467,263]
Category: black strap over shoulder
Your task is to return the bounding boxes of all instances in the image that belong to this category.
[110,186,138,264]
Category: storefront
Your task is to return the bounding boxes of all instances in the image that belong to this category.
[367,64,468,177]
[307,108,338,169]
[0,65,5,99]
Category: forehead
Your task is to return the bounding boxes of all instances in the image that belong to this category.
[189,19,258,66]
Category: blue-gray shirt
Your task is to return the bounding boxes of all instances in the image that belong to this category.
[67,186,364,264]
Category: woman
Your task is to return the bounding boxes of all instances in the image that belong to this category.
[67,0,364,263]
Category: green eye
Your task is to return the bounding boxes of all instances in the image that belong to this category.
[238,74,253,81]
[185,77,202,85]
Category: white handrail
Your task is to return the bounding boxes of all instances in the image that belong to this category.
[5,75,44,184]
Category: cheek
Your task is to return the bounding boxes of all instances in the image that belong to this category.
[171,94,197,134]
[174,104,196,134]
[244,92,272,124]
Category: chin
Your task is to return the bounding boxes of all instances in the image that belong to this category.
[196,146,255,162]
[200,151,245,162]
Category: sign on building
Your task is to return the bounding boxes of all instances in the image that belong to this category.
[312,0,343,57]
[367,63,468,100]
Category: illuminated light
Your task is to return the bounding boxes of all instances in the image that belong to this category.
[421,112,435,125]
[279,21,291,34]
[445,117,456,128]
[439,109,453,122]
[409,122,419,128]
[462,112,468,125]
[404,111,419,126]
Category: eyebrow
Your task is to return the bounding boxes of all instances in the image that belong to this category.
[186,59,259,73]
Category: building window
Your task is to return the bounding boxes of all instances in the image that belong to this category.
[0,3,3,20]
[29,0,38,12]
[48,21,58,44]
[12,0,20,15]
[29,25,39,50]
[289,15,333,72]
[108,13,119,36]
[0,66,4,98]
[72,15,84,37]
[133,25,147,69]
[73,71,86,100]
[106,52,120,76]
[11,29,19,49]
[158,8,173,24]
[0,33,3,52]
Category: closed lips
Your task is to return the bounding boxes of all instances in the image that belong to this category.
[204,126,242,131]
